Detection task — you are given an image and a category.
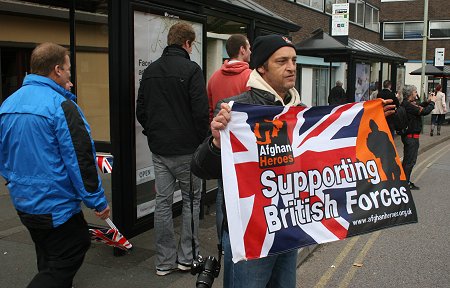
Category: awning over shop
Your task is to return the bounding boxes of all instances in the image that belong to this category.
[295,30,407,64]
[195,0,300,34]
[410,64,450,78]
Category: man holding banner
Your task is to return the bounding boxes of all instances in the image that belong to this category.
[193,35,302,287]
[192,34,414,288]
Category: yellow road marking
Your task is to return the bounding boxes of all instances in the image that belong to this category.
[338,231,381,288]
[312,236,360,288]
[412,143,450,182]
[305,143,450,288]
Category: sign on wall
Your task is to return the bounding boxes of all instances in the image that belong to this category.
[133,9,203,218]
[331,3,349,36]
[435,48,445,67]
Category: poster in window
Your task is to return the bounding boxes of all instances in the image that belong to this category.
[355,63,370,102]
[133,9,203,218]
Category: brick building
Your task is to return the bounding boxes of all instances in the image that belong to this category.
[380,0,450,96]
[254,0,450,101]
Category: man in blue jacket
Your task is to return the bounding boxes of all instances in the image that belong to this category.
[0,42,110,288]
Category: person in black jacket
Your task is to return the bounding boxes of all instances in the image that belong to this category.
[378,80,400,136]
[400,84,436,190]
[136,22,209,276]
[328,80,347,105]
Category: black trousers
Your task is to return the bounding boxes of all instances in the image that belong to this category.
[401,135,420,183]
[25,212,91,288]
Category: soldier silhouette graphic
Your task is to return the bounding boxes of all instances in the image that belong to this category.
[367,120,400,181]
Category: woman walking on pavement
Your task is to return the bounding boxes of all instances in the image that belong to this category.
[430,84,447,136]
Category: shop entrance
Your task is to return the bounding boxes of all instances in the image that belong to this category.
[0,47,32,103]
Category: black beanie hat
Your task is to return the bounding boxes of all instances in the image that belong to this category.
[250,35,296,69]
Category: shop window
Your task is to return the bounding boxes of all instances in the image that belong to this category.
[404,22,423,39]
[311,0,324,10]
[288,0,324,12]
[349,0,356,23]
[364,4,379,32]
[356,0,364,26]
[372,9,379,32]
[429,21,450,39]
[384,23,403,40]
[0,0,109,142]
[355,63,370,102]
[74,21,109,142]
[348,0,369,26]
[383,22,423,40]
[312,67,330,106]
[0,48,31,103]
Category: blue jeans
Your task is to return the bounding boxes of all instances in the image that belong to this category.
[152,153,201,270]
[431,114,445,125]
[216,179,224,243]
[222,230,297,288]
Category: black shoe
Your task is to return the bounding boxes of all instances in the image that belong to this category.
[409,182,420,190]
[430,131,433,136]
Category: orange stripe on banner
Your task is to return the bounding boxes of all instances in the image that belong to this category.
[357,100,406,181]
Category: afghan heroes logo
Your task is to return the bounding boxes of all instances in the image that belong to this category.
[254,118,294,168]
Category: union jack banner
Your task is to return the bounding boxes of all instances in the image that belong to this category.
[96,154,113,173]
[221,100,417,263]
[89,218,132,251]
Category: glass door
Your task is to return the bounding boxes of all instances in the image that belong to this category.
[312,67,330,107]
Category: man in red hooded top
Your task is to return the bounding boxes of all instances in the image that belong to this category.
[207,34,252,121]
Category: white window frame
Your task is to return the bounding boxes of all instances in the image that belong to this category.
[364,3,379,32]
[289,0,324,12]
[429,20,450,40]
[383,21,424,41]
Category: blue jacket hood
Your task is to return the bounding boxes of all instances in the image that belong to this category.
[23,74,77,102]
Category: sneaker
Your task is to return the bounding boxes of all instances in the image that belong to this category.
[409,182,420,190]
[156,267,178,276]
[176,261,191,271]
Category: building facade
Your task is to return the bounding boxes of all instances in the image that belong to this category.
[380,0,450,97]
[254,0,450,100]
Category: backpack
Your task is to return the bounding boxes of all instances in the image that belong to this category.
[392,105,408,135]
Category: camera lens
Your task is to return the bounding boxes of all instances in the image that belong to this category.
[194,256,220,288]
[196,271,215,288]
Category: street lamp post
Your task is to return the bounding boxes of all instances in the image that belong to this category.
[420,0,429,101]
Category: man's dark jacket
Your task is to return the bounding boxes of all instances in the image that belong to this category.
[378,88,400,131]
[401,98,435,134]
[136,45,209,155]
[378,89,400,107]
[328,86,346,105]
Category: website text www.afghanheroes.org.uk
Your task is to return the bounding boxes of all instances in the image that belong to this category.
[351,208,413,226]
